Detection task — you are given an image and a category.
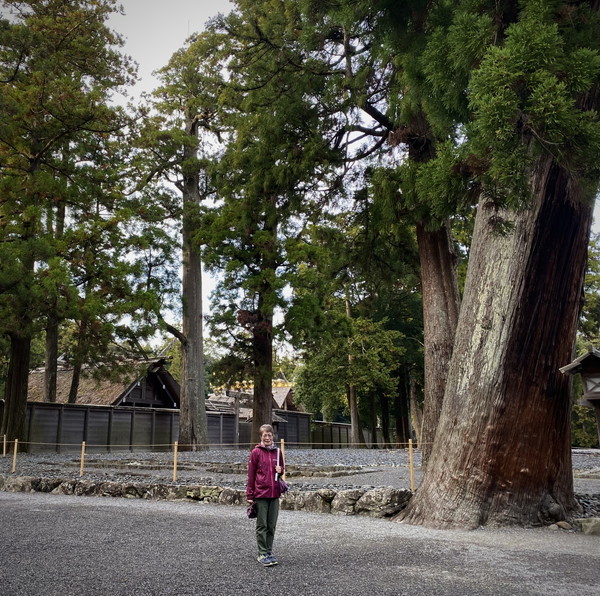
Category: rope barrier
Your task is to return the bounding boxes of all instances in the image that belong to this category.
[1,435,421,484]
[0,435,428,451]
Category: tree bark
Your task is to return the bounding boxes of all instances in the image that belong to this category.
[251,193,278,442]
[2,197,36,441]
[397,109,461,464]
[178,114,208,452]
[400,154,592,528]
[369,390,378,448]
[409,372,423,447]
[416,222,460,463]
[178,232,208,451]
[1,333,32,443]
[252,304,274,442]
[68,316,89,404]
[45,312,59,403]
[379,391,391,447]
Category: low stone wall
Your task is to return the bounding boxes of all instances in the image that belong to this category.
[0,474,412,519]
[3,473,599,533]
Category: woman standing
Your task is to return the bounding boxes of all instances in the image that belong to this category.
[246,424,285,566]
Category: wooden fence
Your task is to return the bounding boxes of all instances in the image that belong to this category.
[311,421,384,448]
[0,400,314,452]
[0,400,391,450]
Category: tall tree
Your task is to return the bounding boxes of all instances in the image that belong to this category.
[288,0,470,461]
[401,0,600,528]
[43,181,66,402]
[202,1,340,440]
[0,0,135,441]
[138,31,230,451]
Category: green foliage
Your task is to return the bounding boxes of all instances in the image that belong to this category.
[193,1,344,379]
[421,8,494,133]
[294,315,404,420]
[579,233,600,343]
[0,1,178,404]
[285,185,423,424]
[571,404,599,448]
[466,0,600,205]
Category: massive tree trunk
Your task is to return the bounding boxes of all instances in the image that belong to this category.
[1,334,32,443]
[395,110,461,463]
[400,154,592,528]
[178,114,208,452]
[416,222,461,462]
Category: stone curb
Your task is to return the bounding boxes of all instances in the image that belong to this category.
[4,473,598,531]
[0,474,412,519]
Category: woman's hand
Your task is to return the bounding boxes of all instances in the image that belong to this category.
[275,465,282,474]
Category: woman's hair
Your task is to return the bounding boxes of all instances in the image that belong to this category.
[259,424,274,437]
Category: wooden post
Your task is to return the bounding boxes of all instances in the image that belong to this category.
[408,438,415,492]
[234,394,240,447]
[280,438,286,480]
[172,441,178,482]
[12,439,18,473]
[79,441,86,477]
[2,434,6,457]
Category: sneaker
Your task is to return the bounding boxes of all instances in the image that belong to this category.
[257,554,274,567]
[267,553,278,566]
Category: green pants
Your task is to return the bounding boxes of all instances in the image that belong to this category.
[254,498,279,555]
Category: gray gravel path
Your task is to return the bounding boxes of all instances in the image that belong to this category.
[1,491,599,596]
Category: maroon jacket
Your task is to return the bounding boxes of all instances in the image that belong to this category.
[246,444,285,500]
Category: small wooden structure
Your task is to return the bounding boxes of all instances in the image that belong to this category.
[560,349,600,445]
[27,358,180,409]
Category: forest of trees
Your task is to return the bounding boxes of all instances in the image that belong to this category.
[2,0,600,528]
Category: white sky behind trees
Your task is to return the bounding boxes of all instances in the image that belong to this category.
[108,0,233,96]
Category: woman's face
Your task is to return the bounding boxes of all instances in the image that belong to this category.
[261,431,274,446]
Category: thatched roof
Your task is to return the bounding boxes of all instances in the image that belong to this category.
[27,359,180,409]
[28,367,136,406]
[272,385,293,409]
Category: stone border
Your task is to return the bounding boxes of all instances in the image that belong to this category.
[0,474,412,519]
[3,474,599,532]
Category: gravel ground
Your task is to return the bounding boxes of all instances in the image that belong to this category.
[3,491,599,596]
[2,447,599,516]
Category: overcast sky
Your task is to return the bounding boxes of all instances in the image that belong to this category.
[108,0,233,96]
